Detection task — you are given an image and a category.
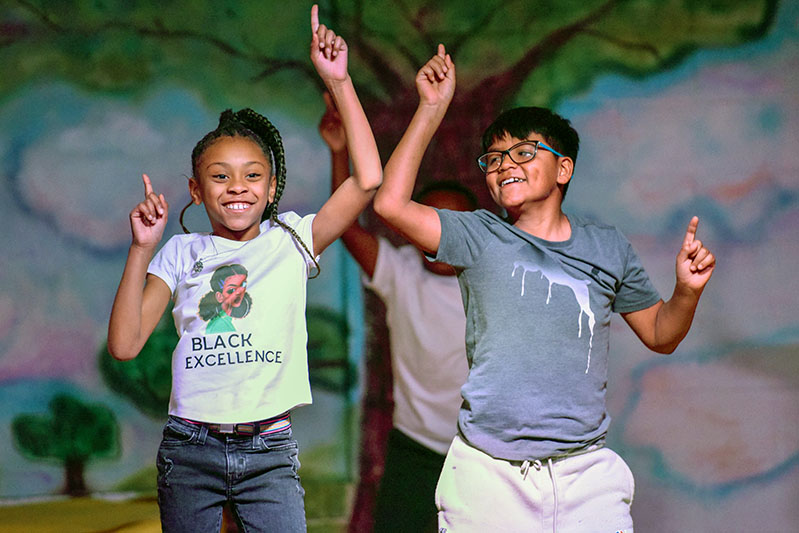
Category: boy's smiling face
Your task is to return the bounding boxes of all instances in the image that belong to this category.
[483,132,572,217]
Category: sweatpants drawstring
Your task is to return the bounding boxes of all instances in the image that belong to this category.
[520,459,543,480]
[519,458,559,532]
[520,460,530,480]
[548,457,558,533]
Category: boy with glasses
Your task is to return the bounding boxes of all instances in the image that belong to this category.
[374,45,716,532]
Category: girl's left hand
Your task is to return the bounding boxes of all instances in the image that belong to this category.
[310,4,348,82]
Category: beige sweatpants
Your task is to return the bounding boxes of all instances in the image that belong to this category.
[436,435,635,533]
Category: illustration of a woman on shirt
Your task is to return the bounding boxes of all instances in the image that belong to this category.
[199,264,252,333]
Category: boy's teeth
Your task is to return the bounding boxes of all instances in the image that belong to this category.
[500,178,524,187]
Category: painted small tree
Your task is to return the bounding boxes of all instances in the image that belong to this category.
[11,393,119,496]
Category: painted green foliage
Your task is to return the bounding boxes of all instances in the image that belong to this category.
[99,314,176,419]
[306,306,353,394]
[0,0,777,205]
[11,393,120,496]
[0,0,776,104]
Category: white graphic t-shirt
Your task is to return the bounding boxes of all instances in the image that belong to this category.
[148,212,317,423]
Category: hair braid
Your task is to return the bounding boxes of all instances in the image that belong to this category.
[233,108,286,220]
[272,216,321,279]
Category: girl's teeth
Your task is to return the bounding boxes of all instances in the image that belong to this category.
[226,203,249,210]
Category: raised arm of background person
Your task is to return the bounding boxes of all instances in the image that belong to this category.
[108,174,172,361]
[309,4,382,257]
[320,90,379,278]
[374,45,455,255]
[622,216,716,354]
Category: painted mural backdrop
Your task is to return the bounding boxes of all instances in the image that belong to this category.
[1,0,797,530]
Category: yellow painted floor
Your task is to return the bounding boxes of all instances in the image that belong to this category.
[0,496,161,533]
[0,495,347,533]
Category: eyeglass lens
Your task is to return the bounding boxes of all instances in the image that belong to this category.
[478,142,539,172]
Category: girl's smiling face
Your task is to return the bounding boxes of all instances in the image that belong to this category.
[190,135,277,241]
[215,273,248,315]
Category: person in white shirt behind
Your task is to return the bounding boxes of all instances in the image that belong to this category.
[321,94,474,532]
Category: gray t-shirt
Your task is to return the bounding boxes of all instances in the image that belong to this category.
[435,209,661,461]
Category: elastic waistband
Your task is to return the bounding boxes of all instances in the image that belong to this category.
[179,412,291,436]
[508,440,605,467]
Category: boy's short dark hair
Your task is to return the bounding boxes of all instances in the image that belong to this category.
[481,107,580,198]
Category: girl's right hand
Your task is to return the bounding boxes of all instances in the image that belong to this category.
[416,44,456,108]
[130,173,168,248]
[310,4,348,83]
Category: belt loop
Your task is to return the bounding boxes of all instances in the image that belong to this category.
[252,421,261,447]
[198,423,208,444]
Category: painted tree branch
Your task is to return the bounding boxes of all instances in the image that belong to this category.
[13,0,318,85]
[467,0,619,115]
[578,28,662,61]
[345,1,407,100]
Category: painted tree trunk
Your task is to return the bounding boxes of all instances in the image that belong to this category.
[348,292,394,532]
[64,458,88,497]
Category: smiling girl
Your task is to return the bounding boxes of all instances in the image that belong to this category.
[107,6,381,532]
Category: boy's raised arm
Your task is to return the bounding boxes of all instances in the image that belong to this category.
[623,216,716,353]
[310,4,382,256]
[374,44,455,255]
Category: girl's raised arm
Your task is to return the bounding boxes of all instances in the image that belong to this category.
[107,174,172,361]
[309,4,382,256]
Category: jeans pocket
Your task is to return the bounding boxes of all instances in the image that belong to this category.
[160,417,197,447]
[258,427,298,452]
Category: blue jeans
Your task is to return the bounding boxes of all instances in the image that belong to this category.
[156,415,306,533]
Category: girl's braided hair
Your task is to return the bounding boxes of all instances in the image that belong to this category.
[181,108,320,278]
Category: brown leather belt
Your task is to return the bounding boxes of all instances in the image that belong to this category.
[182,412,291,435]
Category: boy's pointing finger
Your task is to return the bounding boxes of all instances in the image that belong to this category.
[142,173,153,197]
[683,215,699,246]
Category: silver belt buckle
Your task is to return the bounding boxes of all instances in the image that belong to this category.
[218,423,235,433]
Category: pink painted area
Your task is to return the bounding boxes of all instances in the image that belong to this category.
[0,296,16,340]
[0,318,99,383]
[624,346,799,485]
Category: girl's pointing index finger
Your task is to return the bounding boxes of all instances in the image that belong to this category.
[311,4,319,33]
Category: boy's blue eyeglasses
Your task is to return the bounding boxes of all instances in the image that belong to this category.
[477,140,565,173]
